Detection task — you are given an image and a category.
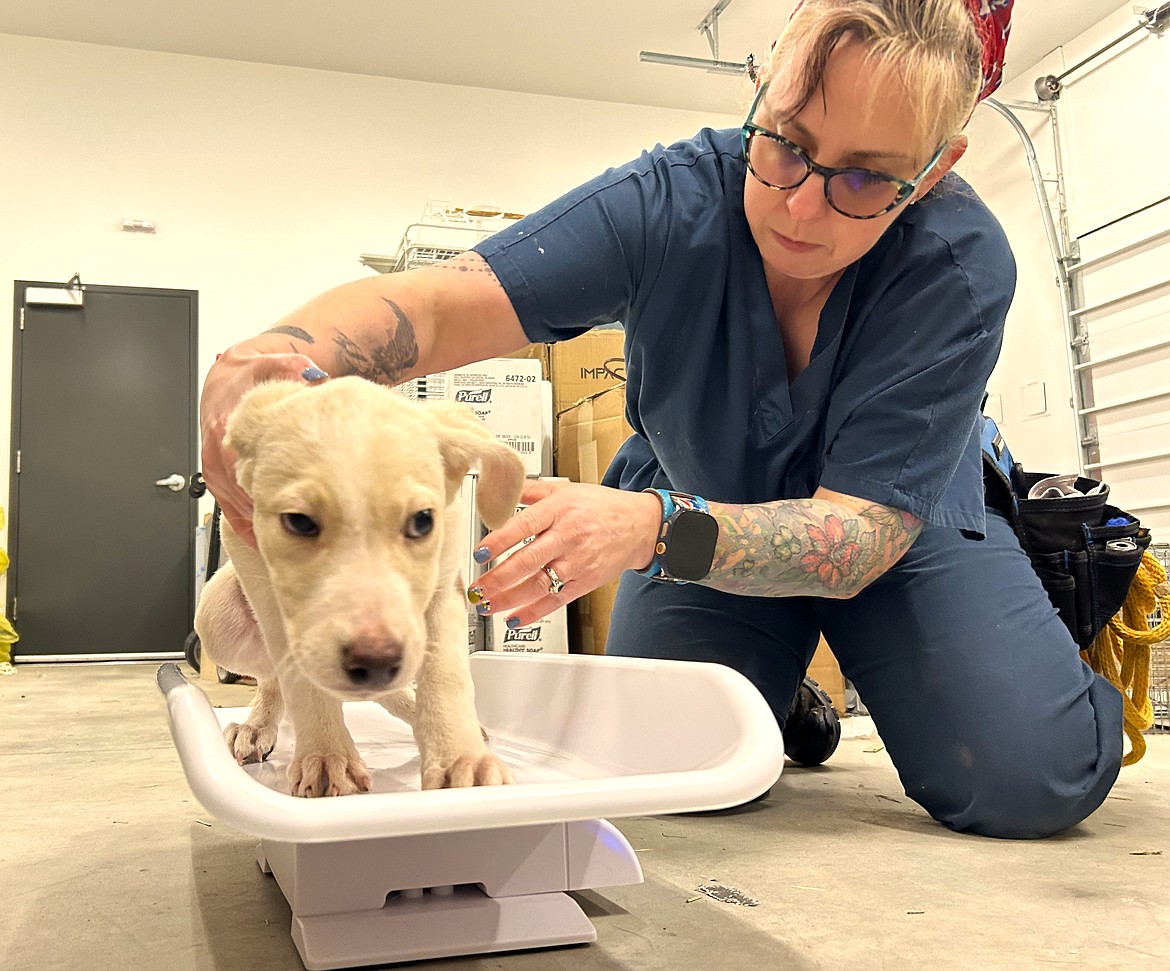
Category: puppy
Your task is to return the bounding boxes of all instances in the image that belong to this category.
[194,377,525,796]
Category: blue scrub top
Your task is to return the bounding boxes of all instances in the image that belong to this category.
[473,128,1015,535]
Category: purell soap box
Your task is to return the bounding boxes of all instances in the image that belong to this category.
[396,358,544,476]
[487,607,569,654]
[458,474,486,652]
[486,489,569,654]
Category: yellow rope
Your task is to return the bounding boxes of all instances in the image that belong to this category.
[1081,549,1170,766]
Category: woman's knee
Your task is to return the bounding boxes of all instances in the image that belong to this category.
[905,691,1124,840]
[924,771,1118,840]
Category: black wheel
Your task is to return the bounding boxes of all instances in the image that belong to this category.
[218,666,242,685]
[183,630,201,673]
[783,677,842,767]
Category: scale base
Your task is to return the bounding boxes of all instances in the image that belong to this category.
[256,819,641,968]
[291,886,595,970]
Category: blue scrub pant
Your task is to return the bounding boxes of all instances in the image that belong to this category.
[605,506,1123,839]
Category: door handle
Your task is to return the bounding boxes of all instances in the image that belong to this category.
[154,473,187,492]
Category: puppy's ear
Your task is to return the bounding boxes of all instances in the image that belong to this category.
[223,380,305,493]
[427,401,525,529]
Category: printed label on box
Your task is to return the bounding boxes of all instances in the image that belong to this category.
[396,359,544,475]
[487,610,568,654]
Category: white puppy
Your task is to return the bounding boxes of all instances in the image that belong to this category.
[194,377,525,796]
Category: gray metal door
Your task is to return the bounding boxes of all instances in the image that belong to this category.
[8,281,198,660]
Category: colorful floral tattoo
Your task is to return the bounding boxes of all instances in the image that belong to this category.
[707,498,923,599]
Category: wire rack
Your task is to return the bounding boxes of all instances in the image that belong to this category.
[360,200,524,274]
[1149,542,1170,733]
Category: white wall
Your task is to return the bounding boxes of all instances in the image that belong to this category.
[958,2,1170,539]
[0,33,739,584]
[4,6,1167,592]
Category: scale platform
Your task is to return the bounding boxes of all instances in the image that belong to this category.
[158,652,784,969]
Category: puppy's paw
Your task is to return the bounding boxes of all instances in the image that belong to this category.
[421,751,514,789]
[223,722,277,765]
[289,753,372,797]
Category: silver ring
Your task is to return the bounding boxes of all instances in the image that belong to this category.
[542,565,565,596]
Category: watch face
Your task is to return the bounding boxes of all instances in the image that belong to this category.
[663,509,719,581]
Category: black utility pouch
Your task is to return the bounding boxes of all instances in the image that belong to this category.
[980,418,1150,650]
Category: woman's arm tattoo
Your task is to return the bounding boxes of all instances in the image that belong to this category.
[263,325,316,344]
[434,260,506,290]
[705,498,923,599]
[332,297,419,383]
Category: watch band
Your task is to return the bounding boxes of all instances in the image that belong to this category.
[638,489,712,583]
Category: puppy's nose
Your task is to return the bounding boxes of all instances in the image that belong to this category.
[341,638,403,690]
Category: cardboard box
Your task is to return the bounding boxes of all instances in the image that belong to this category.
[503,342,552,380]
[504,332,625,460]
[554,383,632,485]
[569,578,619,656]
[807,636,847,716]
[396,358,545,475]
[555,386,634,655]
[549,329,626,420]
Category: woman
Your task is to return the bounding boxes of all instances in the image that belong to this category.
[201,0,1122,838]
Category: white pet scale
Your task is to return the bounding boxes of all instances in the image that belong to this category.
[158,653,784,969]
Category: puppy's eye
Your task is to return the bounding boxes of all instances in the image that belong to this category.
[405,509,434,539]
[281,512,321,538]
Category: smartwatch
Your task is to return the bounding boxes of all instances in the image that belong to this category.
[638,489,719,584]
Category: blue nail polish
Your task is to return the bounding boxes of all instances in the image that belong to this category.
[475,602,492,617]
[472,546,491,564]
[505,616,522,630]
[301,366,328,382]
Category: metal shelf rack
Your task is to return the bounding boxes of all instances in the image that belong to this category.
[360,202,524,274]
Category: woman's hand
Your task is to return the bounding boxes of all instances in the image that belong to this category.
[467,481,662,628]
[199,340,328,546]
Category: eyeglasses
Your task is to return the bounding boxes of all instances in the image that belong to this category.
[740,82,946,220]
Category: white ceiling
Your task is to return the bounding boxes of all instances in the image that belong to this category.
[0,0,1131,113]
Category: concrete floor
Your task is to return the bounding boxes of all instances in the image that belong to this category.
[2,662,1167,971]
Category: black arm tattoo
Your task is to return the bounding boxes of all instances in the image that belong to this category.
[332,297,419,384]
[706,498,923,599]
[264,325,316,344]
[434,260,506,290]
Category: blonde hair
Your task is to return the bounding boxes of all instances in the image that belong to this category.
[761,0,983,158]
